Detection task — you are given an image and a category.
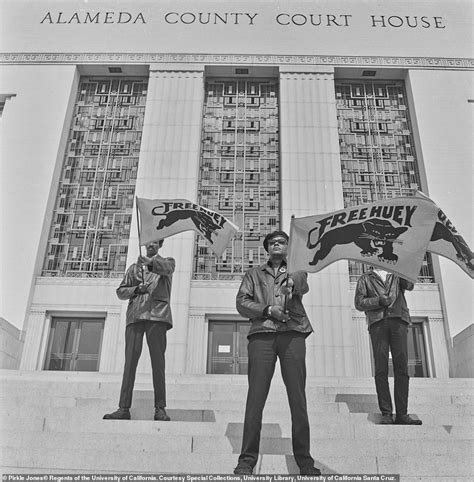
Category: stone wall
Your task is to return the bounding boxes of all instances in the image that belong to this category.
[452,324,474,378]
[0,317,24,369]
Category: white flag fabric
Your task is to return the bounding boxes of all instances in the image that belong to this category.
[287,197,440,283]
[136,198,239,257]
[415,192,474,278]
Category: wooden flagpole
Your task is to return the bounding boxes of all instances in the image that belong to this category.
[135,197,145,283]
[283,215,295,314]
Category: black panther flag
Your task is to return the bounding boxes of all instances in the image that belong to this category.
[287,196,439,283]
[416,192,474,278]
[137,198,239,257]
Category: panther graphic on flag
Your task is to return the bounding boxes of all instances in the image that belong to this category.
[307,219,407,266]
[157,209,223,243]
[431,222,474,271]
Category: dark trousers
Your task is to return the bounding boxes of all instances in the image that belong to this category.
[369,317,409,416]
[238,332,314,470]
[119,320,167,409]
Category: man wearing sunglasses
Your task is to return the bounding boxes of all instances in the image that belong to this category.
[233,230,320,476]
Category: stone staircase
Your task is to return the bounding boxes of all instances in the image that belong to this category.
[0,369,472,481]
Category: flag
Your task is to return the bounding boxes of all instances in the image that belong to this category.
[415,192,474,278]
[287,196,440,283]
[136,198,239,257]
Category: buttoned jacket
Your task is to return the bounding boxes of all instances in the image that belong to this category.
[354,270,414,328]
[117,255,175,328]
[236,261,313,337]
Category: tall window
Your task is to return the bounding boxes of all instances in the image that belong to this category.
[42,77,148,277]
[335,80,434,282]
[44,317,104,372]
[193,79,280,280]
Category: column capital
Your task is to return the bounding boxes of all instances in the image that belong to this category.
[279,65,334,75]
[150,63,205,73]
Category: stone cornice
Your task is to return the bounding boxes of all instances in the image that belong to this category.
[191,279,241,289]
[36,276,120,286]
[349,281,440,291]
[0,52,473,70]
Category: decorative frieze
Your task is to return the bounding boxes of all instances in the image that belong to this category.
[1,53,472,70]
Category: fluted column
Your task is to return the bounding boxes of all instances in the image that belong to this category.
[20,309,47,370]
[99,310,123,372]
[352,312,373,377]
[127,64,205,374]
[427,317,450,377]
[279,66,355,376]
[185,312,208,374]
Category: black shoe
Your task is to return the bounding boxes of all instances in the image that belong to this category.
[379,413,394,425]
[103,408,130,420]
[394,414,422,425]
[234,465,253,475]
[300,466,321,475]
[154,407,171,421]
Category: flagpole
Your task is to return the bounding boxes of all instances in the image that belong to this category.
[387,272,395,292]
[135,197,145,283]
[283,215,295,314]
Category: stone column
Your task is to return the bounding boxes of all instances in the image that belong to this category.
[99,310,123,373]
[185,312,208,374]
[127,64,205,375]
[352,312,373,377]
[279,66,355,376]
[428,317,450,377]
[20,309,47,370]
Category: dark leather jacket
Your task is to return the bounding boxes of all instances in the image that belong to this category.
[354,270,414,328]
[236,261,313,338]
[117,255,175,328]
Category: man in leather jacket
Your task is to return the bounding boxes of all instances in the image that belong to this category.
[233,230,321,476]
[355,266,422,425]
[103,239,175,421]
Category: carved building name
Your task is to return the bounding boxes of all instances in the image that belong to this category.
[39,11,447,29]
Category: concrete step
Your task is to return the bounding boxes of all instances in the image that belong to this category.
[2,394,472,421]
[1,446,472,477]
[2,428,470,454]
[2,409,471,440]
[3,399,470,426]
[2,368,472,388]
[3,384,470,407]
[2,372,472,392]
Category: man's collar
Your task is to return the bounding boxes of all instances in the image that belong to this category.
[266,259,287,268]
[369,269,394,280]
[261,259,288,273]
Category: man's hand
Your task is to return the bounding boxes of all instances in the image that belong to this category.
[138,255,153,267]
[270,305,290,322]
[379,294,392,307]
[135,283,149,295]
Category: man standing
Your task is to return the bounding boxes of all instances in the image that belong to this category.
[103,239,175,421]
[233,230,320,476]
[354,266,422,425]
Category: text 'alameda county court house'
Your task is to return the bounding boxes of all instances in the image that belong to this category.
[0,0,472,381]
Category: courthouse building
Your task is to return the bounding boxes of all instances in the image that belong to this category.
[1,0,472,379]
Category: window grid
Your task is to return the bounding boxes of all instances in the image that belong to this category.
[42,77,148,278]
[194,79,280,280]
[335,80,434,282]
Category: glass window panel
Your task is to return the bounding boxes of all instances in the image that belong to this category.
[193,78,280,280]
[46,320,76,371]
[44,317,104,372]
[207,321,250,375]
[335,80,434,282]
[42,77,148,279]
